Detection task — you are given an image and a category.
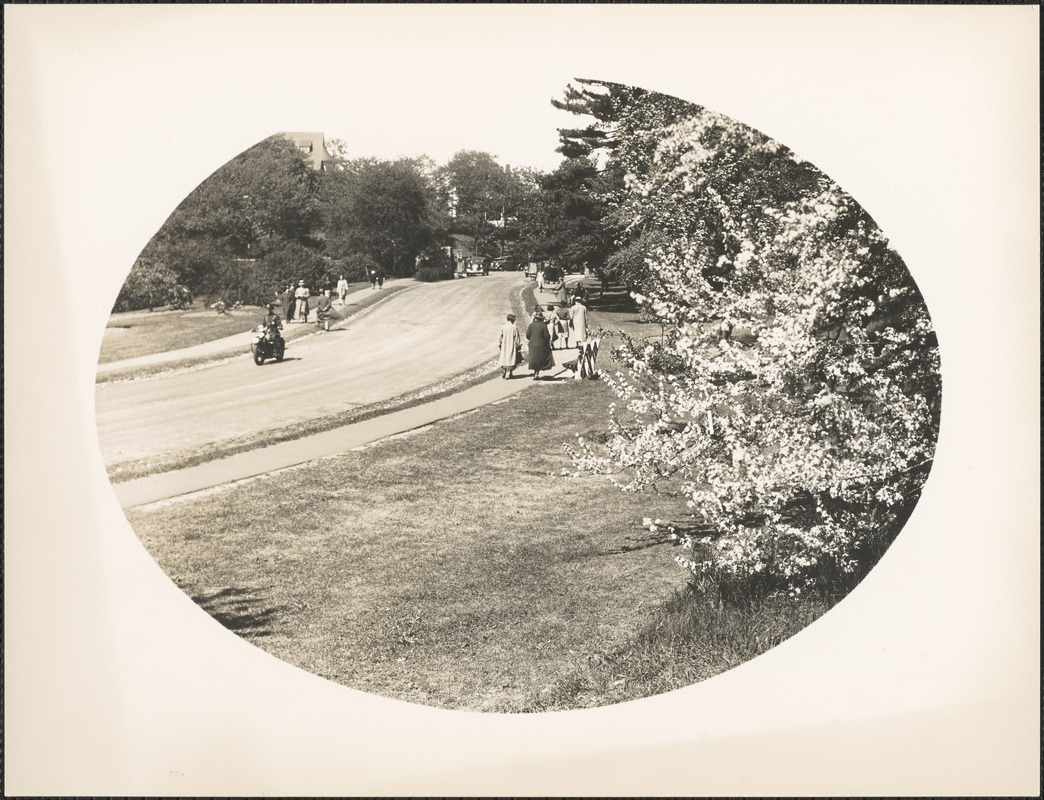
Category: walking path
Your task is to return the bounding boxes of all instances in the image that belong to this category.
[97,280,412,375]
[111,275,592,508]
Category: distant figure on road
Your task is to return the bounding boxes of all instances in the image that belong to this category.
[315,290,333,331]
[498,313,522,379]
[295,280,311,323]
[536,269,544,291]
[570,296,588,344]
[280,284,295,323]
[337,274,349,305]
[369,269,378,290]
[377,269,385,289]
[527,308,554,380]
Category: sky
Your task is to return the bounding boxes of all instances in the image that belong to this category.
[5,5,1039,796]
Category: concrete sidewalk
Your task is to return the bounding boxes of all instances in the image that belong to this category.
[97,280,412,375]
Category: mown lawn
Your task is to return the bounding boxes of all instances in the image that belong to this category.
[128,372,831,711]
[100,281,370,364]
[100,304,264,363]
[124,277,832,711]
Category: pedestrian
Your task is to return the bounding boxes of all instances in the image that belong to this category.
[280,284,295,323]
[527,307,554,380]
[555,280,567,306]
[570,296,588,344]
[369,269,378,290]
[498,313,522,379]
[295,280,311,323]
[377,269,385,289]
[315,290,333,331]
[536,268,544,291]
[554,302,573,346]
[545,304,562,345]
[337,274,349,305]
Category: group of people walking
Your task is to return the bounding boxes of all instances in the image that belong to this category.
[498,294,590,380]
[278,280,335,331]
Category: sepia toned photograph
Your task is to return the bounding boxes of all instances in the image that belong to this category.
[99,84,942,712]
[6,5,1039,796]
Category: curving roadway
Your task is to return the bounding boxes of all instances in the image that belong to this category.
[96,273,529,467]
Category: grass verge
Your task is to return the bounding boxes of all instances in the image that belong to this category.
[101,281,372,363]
[97,284,410,385]
[127,350,832,711]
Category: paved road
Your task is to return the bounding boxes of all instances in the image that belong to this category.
[97,280,413,375]
[96,274,528,467]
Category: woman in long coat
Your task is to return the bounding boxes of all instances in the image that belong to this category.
[281,284,295,323]
[527,309,554,380]
[497,313,521,379]
[570,297,588,343]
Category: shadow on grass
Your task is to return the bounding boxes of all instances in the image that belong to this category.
[609,530,679,554]
[190,586,280,639]
[588,290,639,314]
[609,520,717,555]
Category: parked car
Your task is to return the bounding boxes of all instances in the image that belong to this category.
[491,257,522,272]
[465,259,488,276]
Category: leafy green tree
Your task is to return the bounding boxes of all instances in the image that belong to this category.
[548,79,722,290]
[515,157,611,272]
[321,157,436,277]
[138,135,322,299]
[438,151,540,261]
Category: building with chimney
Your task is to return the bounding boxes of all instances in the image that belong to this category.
[280,131,332,171]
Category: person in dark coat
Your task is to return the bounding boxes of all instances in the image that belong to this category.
[527,308,554,380]
[315,290,334,331]
[280,284,295,323]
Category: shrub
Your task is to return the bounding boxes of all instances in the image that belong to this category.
[415,266,449,283]
[113,257,178,312]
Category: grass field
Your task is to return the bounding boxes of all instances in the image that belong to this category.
[125,285,832,710]
[100,304,264,363]
[100,281,370,364]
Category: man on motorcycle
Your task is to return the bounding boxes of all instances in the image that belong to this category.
[261,303,284,340]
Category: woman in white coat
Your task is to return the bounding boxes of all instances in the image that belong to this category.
[497,313,522,379]
[570,297,588,344]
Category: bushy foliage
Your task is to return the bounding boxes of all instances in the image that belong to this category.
[567,91,941,603]
[321,157,437,277]
[414,267,449,283]
[113,257,179,312]
[138,135,322,299]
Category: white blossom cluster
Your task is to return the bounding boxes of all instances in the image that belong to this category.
[572,96,941,601]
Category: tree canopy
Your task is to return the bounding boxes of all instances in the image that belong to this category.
[136,135,323,305]
[565,87,941,603]
[321,156,438,278]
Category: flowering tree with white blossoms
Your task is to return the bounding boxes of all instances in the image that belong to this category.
[567,88,941,603]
